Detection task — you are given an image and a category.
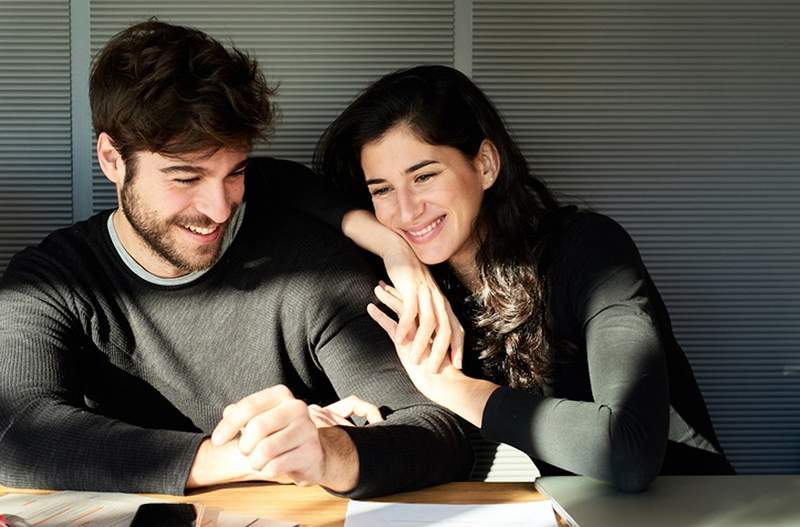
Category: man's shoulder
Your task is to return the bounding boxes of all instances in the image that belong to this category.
[244,156,320,198]
[3,211,111,285]
[240,156,350,256]
[244,205,367,268]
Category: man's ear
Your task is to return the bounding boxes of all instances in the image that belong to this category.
[96,132,126,185]
[477,139,501,190]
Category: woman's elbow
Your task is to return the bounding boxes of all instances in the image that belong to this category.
[608,438,665,492]
[608,460,659,493]
[606,420,666,492]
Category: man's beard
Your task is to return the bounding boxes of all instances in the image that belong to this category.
[120,179,236,273]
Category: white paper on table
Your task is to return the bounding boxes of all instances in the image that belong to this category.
[0,491,157,526]
[344,500,558,527]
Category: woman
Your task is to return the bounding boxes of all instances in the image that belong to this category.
[313,65,734,491]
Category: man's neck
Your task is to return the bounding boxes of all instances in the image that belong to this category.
[107,204,246,286]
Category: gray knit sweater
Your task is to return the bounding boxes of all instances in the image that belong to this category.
[0,158,473,497]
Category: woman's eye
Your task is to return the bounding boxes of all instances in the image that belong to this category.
[415,173,436,183]
[370,187,391,197]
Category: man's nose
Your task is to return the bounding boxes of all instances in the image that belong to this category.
[195,182,232,224]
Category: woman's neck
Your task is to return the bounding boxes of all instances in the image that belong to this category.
[448,246,480,292]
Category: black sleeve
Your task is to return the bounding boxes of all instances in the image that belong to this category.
[301,235,474,498]
[246,156,357,232]
[481,214,669,492]
[0,251,205,495]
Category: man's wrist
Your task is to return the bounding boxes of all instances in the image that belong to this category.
[318,426,360,493]
[186,438,257,489]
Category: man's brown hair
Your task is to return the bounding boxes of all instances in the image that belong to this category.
[90,19,274,164]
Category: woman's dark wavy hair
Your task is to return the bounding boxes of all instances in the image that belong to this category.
[315,64,565,393]
[90,19,274,170]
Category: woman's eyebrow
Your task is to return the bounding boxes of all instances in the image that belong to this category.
[365,160,439,185]
[405,160,437,173]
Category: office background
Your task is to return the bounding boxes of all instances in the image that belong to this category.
[1,0,798,475]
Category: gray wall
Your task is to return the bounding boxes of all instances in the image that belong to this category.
[1,0,798,475]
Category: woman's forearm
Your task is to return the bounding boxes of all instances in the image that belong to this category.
[438,377,500,428]
[341,209,409,258]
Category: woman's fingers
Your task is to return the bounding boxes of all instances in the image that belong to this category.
[426,285,452,372]
[409,286,436,364]
[367,302,400,343]
[374,283,403,316]
[445,300,465,370]
[325,395,384,424]
[382,245,426,347]
[375,280,460,371]
[308,404,350,427]
[395,286,418,346]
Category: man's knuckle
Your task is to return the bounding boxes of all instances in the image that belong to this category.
[248,450,267,471]
[253,419,273,437]
[287,398,307,414]
[273,384,293,398]
[255,439,278,461]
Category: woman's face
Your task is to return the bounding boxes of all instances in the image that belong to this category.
[360,124,498,270]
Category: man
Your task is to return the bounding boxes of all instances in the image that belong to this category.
[0,20,472,498]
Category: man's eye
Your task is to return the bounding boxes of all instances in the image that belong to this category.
[175,178,198,185]
[229,170,246,178]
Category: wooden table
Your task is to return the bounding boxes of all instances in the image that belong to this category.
[1,482,555,527]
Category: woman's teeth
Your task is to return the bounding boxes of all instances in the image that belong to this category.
[408,217,443,237]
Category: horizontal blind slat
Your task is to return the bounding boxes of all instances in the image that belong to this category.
[0,1,72,277]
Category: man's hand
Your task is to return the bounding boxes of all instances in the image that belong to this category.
[209,385,359,492]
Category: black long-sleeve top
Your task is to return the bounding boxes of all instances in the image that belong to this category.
[258,156,734,492]
[448,211,734,491]
[0,158,473,497]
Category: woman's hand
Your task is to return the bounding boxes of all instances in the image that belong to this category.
[381,245,464,370]
[340,209,463,368]
[308,395,384,428]
[367,283,499,427]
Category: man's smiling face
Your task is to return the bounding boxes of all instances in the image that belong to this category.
[114,148,247,277]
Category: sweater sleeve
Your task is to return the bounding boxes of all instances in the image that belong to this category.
[0,250,205,495]
[480,214,669,492]
[246,156,356,232]
[302,236,474,499]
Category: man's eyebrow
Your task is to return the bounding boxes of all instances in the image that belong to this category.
[160,160,248,176]
[230,160,248,174]
[365,160,439,186]
[160,164,207,176]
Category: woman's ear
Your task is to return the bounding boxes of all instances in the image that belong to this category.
[96,132,126,185]
[477,139,501,190]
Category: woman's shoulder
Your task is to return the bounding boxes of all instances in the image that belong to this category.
[546,208,641,264]
[553,208,632,244]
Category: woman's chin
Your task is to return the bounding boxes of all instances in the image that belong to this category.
[414,250,450,267]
